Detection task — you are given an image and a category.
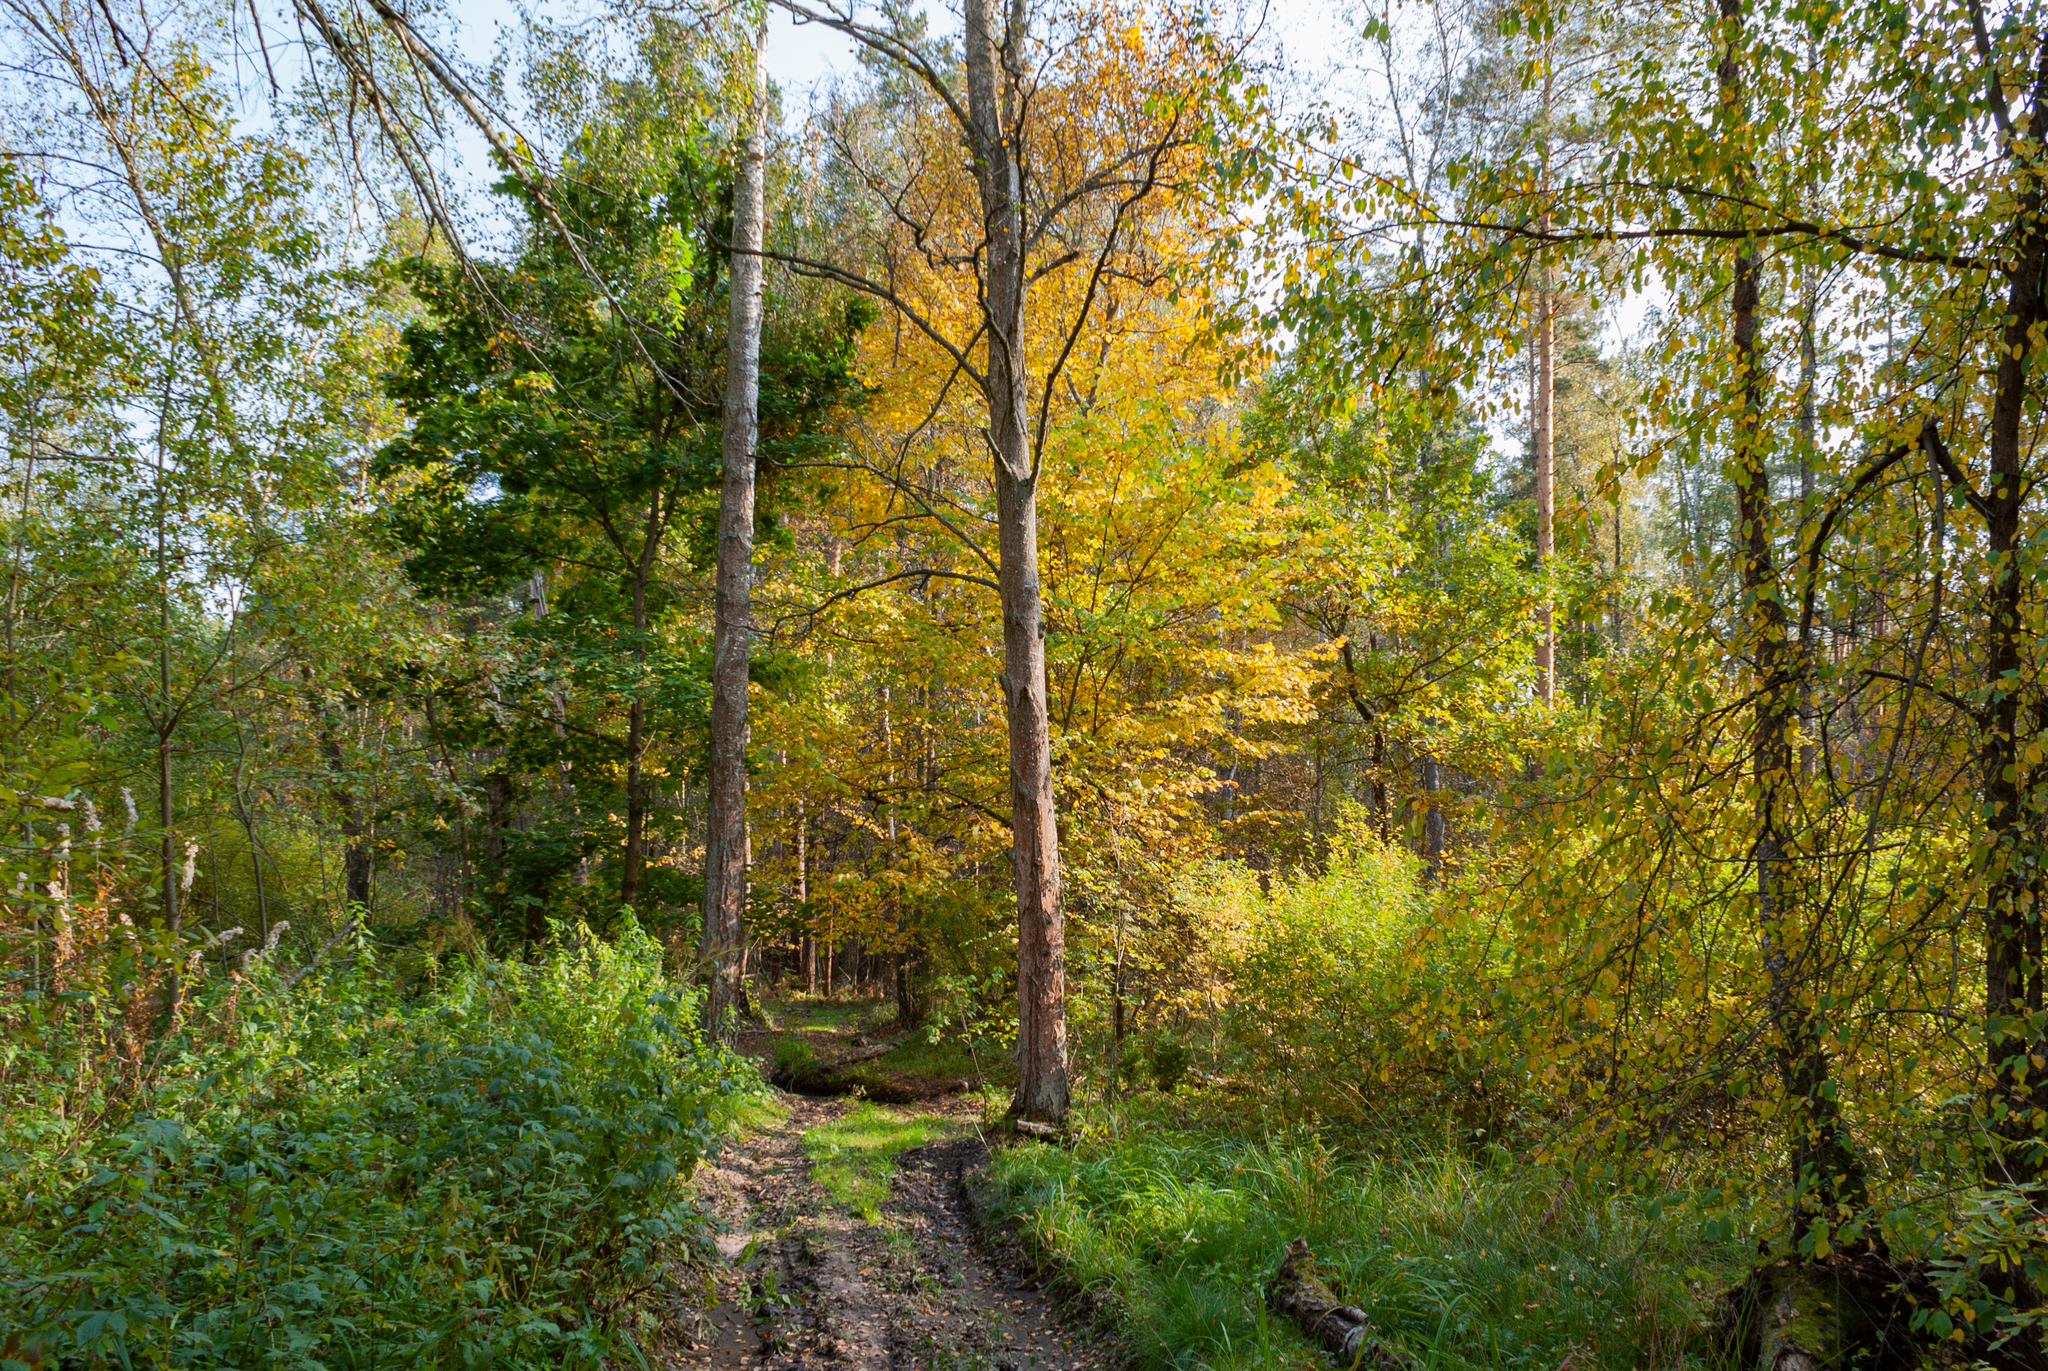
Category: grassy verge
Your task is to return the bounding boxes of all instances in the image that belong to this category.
[981,1101,1751,1371]
[804,1103,973,1222]
[766,994,873,1036]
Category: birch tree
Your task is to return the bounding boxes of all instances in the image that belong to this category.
[700,20,771,1038]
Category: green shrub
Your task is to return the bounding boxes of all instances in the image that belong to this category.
[1179,829,1513,1130]
[1145,1036,1193,1094]
[0,920,753,1369]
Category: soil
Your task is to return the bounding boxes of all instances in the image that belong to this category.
[649,1073,1108,1370]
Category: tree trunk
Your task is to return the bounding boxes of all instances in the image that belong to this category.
[1978,35,2048,1242]
[1719,0,1864,1249]
[966,0,1069,1125]
[1420,755,1445,879]
[1372,727,1389,841]
[798,797,816,994]
[158,729,178,932]
[1533,66,1556,708]
[318,715,372,925]
[156,429,179,933]
[1796,273,1819,778]
[700,24,768,1041]
[621,700,646,913]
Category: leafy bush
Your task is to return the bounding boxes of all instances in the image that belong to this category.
[1179,830,1514,1131]
[0,920,753,1369]
[1144,1036,1193,1094]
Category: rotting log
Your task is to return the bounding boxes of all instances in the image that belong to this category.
[1265,1238,1415,1370]
[821,1041,897,1069]
[770,1039,899,1094]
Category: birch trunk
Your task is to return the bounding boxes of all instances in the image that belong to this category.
[1533,63,1556,707]
[700,26,769,1040]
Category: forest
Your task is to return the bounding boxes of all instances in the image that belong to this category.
[1,0,2044,1366]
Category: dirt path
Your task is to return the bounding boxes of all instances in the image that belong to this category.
[655,1092,1109,1371]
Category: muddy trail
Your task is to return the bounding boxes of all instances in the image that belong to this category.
[653,1059,1106,1369]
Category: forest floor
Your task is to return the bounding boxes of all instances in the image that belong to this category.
[650,1008,1109,1371]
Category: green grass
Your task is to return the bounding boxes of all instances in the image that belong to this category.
[873,1033,986,1082]
[718,1085,788,1136]
[769,993,883,1035]
[982,1102,1752,1371]
[803,1103,973,1222]
[763,993,1007,1098]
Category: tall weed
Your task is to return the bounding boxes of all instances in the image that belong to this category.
[0,920,752,1369]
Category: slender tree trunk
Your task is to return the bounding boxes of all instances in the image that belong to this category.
[1720,0,1863,1253]
[156,427,179,933]
[621,662,647,911]
[158,726,178,931]
[1420,755,1445,880]
[1797,276,1819,778]
[967,0,1068,1124]
[1610,489,1624,647]
[1534,69,1556,708]
[797,797,815,994]
[1372,730,1390,841]
[700,25,769,1040]
[1951,36,2048,1354]
[1979,36,2048,1219]
[317,714,372,923]
[2,453,30,709]
[232,722,269,943]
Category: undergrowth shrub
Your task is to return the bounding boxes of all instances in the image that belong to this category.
[1185,830,1515,1131]
[0,919,752,1369]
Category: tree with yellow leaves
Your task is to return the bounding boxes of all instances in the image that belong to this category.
[768,0,1233,1123]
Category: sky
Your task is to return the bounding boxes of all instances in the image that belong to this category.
[762,5,872,94]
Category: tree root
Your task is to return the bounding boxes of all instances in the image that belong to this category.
[1714,1246,1935,1370]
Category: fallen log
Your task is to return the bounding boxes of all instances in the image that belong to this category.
[1013,1119,1060,1141]
[820,1041,897,1070]
[1265,1238,1414,1370]
[771,1037,901,1093]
